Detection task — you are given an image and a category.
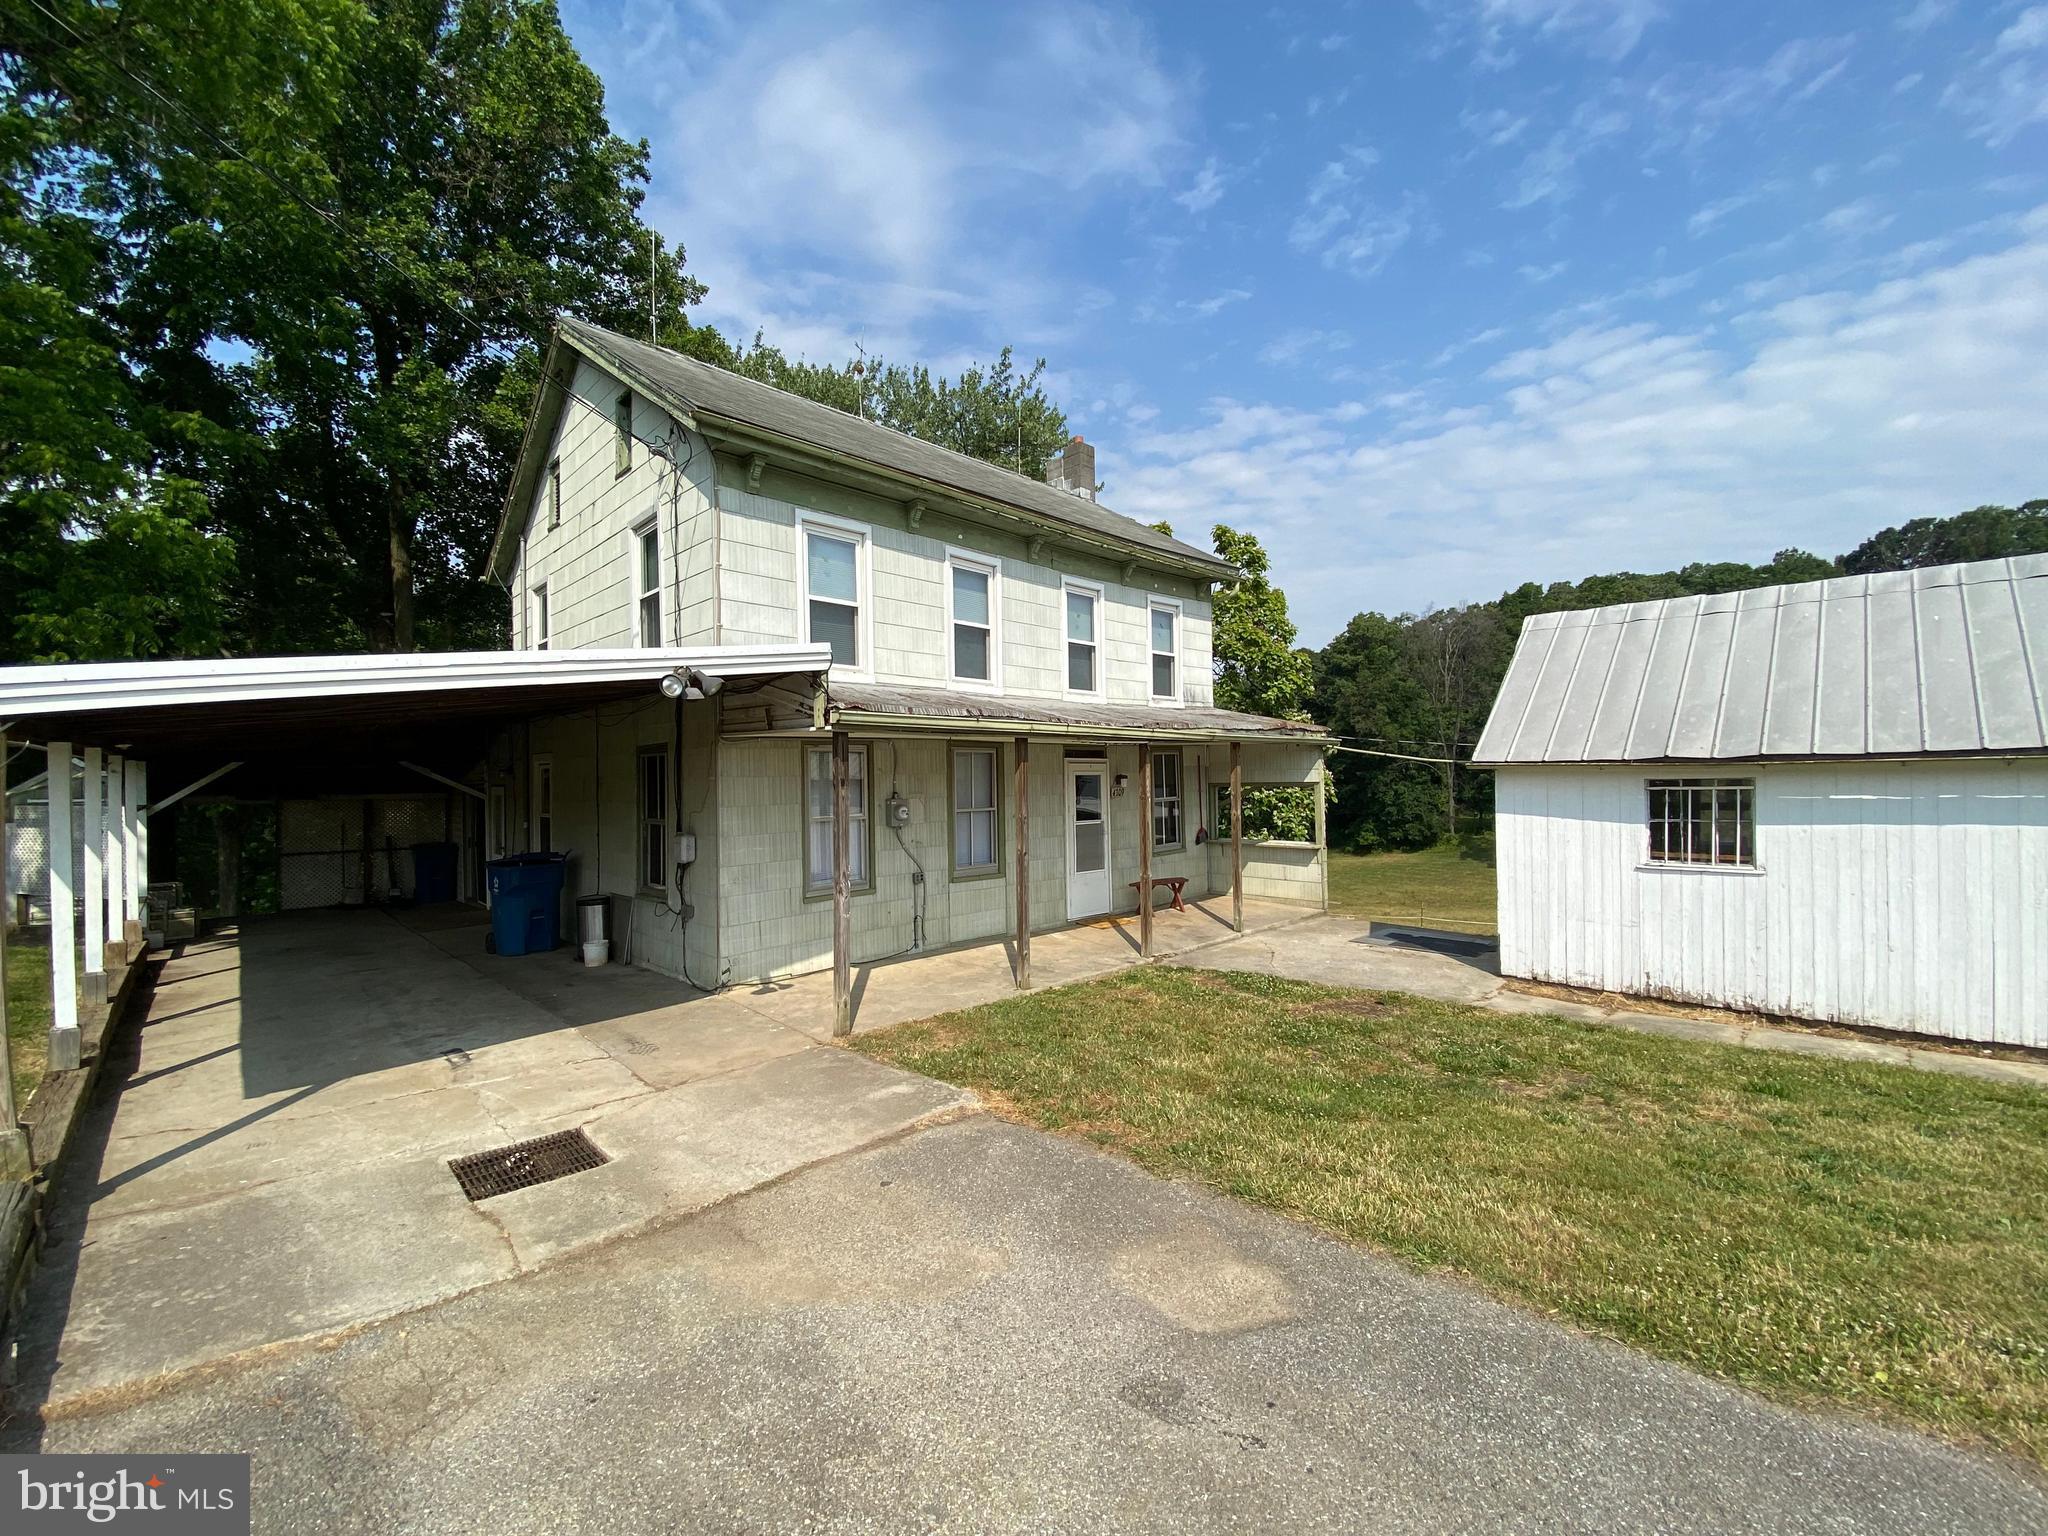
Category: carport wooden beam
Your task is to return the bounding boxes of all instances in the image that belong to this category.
[1014,736,1030,989]
[831,729,852,1038]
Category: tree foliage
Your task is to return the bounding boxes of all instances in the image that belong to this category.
[1840,501,2048,574]
[1210,523,1312,717]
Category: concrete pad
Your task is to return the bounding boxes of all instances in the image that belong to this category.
[1164,913,1506,1004]
[1742,1026,1915,1067]
[484,1049,975,1269]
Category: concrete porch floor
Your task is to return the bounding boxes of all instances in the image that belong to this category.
[9,895,1312,1414]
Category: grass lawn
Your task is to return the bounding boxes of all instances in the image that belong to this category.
[1327,839,1498,933]
[5,937,53,1112]
[855,966,2048,1466]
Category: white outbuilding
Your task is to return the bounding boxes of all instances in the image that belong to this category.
[1473,554,2048,1048]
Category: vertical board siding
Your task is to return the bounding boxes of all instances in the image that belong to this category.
[1496,760,2048,1046]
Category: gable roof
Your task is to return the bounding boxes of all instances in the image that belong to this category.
[488,317,1232,582]
[1473,554,2048,765]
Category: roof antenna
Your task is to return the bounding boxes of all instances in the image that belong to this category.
[650,229,658,346]
[851,336,869,419]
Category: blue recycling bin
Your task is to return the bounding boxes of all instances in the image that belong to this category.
[486,853,568,956]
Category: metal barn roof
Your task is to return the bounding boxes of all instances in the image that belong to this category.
[1473,554,2048,765]
[487,318,1232,584]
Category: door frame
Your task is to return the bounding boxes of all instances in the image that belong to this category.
[1064,756,1113,920]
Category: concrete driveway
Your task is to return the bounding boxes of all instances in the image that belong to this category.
[10,908,969,1412]
[12,1116,2043,1534]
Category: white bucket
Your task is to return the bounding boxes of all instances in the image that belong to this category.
[580,939,610,968]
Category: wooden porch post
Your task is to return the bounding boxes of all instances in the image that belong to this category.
[1230,741,1244,934]
[0,727,28,1179]
[1014,736,1030,989]
[1137,743,1153,958]
[48,741,81,1073]
[1315,755,1329,913]
[82,747,105,1004]
[831,729,852,1038]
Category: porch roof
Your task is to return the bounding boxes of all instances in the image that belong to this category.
[824,681,1329,744]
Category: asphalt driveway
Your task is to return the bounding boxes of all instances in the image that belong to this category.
[12,1115,2042,1534]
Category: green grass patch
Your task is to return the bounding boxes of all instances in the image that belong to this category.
[5,937,53,1113]
[854,966,2048,1464]
[1328,838,1497,933]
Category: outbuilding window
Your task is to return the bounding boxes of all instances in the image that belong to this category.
[805,743,870,893]
[1646,778,1755,867]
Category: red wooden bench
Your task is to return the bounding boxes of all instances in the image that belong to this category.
[1128,876,1188,913]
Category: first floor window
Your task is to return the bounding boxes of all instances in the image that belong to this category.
[532,584,550,650]
[1150,603,1178,700]
[532,756,554,853]
[805,743,869,892]
[952,747,999,876]
[1065,585,1098,693]
[1647,778,1755,867]
[951,559,995,684]
[639,747,669,891]
[805,525,862,667]
[1151,750,1183,850]
[637,524,661,647]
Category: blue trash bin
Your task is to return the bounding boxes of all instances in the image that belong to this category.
[486,854,567,956]
[411,841,457,904]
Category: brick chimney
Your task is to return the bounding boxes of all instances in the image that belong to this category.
[1043,434,1096,501]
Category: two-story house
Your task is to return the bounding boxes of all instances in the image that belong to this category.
[485,317,1329,1010]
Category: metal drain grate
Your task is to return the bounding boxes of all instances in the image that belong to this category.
[449,1128,608,1202]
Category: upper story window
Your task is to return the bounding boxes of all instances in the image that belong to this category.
[1064,580,1102,696]
[614,390,633,477]
[801,513,868,671]
[1647,779,1755,867]
[636,522,661,647]
[1149,599,1180,701]
[948,552,999,688]
[547,458,561,530]
[532,583,550,651]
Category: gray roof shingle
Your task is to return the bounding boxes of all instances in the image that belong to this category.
[557,318,1231,577]
[1473,554,2048,764]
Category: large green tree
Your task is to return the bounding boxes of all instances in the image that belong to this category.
[1840,501,2048,574]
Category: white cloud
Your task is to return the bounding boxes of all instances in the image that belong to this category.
[1181,288,1253,319]
[1460,107,1530,148]
[1502,101,1628,208]
[1642,36,1857,155]
[1943,8,2048,146]
[1688,190,1763,236]
[1260,328,1354,367]
[1895,0,1952,31]
[1108,213,2048,641]
[1288,148,1420,277]
[1462,0,1665,63]
[1518,260,1569,282]
[1175,158,1227,214]
[1820,198,1898,240]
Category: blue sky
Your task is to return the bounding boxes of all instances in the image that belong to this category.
[561,0,2048,644]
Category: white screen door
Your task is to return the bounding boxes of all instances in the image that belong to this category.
[1066,761,1112,919]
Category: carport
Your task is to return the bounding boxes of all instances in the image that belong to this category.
[0,646,825,1082]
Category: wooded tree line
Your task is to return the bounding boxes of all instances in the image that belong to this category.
[1312,500,2048,852]
[1,0,1070,663]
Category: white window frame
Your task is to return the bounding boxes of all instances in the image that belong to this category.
[945,548,1002,693]
[637,745,669,893]
[1062,576,1105,700]
[950,744,1003,880]
[797,509,874,680]
[634,516,662,648]
[1147,595,1183,706]
[531,754,554,854]
[532,582,550,651]
[1151,748,1184,851]
[1644,778,1759,870]
[804,742,872,896]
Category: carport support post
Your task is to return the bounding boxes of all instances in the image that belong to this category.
[0,728,28,1179]
[1137,743,1153,959]
[122,759,143,949]
[1013,737,1030,989]
[104,753,124,964]
[48,741,82,1073]
[82,747,105,1004]
[1230,742,1244,934]
[831,729,851,1038]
